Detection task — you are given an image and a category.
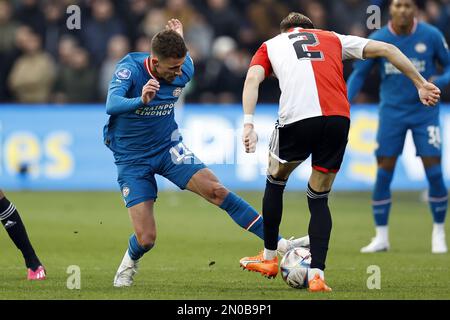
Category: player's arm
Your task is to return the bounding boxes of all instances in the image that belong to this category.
[431,32,450,90]
[242,65,265,153]
[347,58,376,103]
[363,40,441,106]
[335,32,377,103]
[106,66,160,116]
[241,43,272,153]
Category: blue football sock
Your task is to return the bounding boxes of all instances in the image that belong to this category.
[128,234,153,260]
[372,168,394,226]
[425,165,448,224]
[220,192,281,241]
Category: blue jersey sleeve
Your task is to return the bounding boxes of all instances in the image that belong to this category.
[185,53,195,81]
[106,62,142,115]
[432,30,450,90]
[346,30,386,102]
[347,57,377,102]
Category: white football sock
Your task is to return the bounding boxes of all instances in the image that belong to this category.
[277,238,288,252]
[308,268,324,281]
[375,226,388,242]
[263,248,277,260]
[433,223,445,234]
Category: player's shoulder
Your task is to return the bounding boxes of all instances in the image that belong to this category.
[182,52,194,79]
[114,52,147,80]
[264,33,284,46]
[183,52,194,70]
[417,22,444,38]
[117,52,147,67]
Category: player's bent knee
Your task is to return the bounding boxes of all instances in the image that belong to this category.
[137,232,156,249]
[377,157,397,171]
[211,183,229,204]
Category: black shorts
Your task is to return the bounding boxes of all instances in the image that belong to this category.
[269,116,350,173]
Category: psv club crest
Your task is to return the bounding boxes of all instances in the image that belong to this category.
[173,87,183,97]
[415,42,427,54]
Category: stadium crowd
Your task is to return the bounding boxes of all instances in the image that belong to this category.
[0,0,449,104]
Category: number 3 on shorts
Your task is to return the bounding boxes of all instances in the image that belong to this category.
[427,126,441,149]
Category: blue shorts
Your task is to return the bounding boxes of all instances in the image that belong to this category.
[376,108,441,157]
[116,142,206,208]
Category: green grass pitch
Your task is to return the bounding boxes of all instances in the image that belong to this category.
[0,191,449,300]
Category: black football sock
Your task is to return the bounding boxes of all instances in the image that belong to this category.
[0,197,42,271]
[307,184,332,270]
[262,176,287,250]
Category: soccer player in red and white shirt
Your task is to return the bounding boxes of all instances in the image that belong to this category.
[239,12,440,292]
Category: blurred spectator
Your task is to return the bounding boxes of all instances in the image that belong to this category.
[246,0,290,41]
[0,0,448,104]
[99,35,131,99]
[424,0,450,39]
[184,12,214,58]
[0,0,19,53]
[58,35,79,66]
[15,0,46,38]
[330,0,371,35]
[303,1,330,30]
[135,34,151,53]
[204,0,242,39]
[81,0,125,64]
[140,8,167,39]
[8,27,55,103]
[121,0,152,44]
[194,36,249,103]
[53,47,97,103]
[0,0,19,100]
[43,0,68,58]
[163,0,197,30]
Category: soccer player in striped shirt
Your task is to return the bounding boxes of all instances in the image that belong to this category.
[239,12,440,292]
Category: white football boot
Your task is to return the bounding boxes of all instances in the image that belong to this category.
[432,223,448,254]
[360,237,390,253]
[361,226,390,253]
[277,235,310,257]
[113,250,139,287]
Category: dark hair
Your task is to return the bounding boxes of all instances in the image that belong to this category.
[389,0,418,6]
[280,12,315,32]
[151,30,187,59]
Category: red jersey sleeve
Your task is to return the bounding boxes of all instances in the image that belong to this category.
[249,43,273,78]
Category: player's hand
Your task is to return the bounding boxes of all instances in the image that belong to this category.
[242,124,258,153]
[166,19,183,38]
[418,81,441,107]
[141,79,160,104]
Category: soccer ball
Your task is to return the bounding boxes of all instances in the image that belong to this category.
[280,247,311,289]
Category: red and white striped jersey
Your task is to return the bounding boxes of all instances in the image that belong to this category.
[250,28,370,125]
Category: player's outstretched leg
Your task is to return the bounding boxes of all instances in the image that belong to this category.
[186,168,308,252]
[238,157,308,279]
[361,165,395,253]
[0,193,45,280]
[424,163,448,254]
[114,200,156,287]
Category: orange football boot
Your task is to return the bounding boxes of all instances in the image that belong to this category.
[239,251,278,278]
[308,273,332,292]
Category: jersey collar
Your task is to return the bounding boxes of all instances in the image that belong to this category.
[144,56,159,80]
[388,18,418,36]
